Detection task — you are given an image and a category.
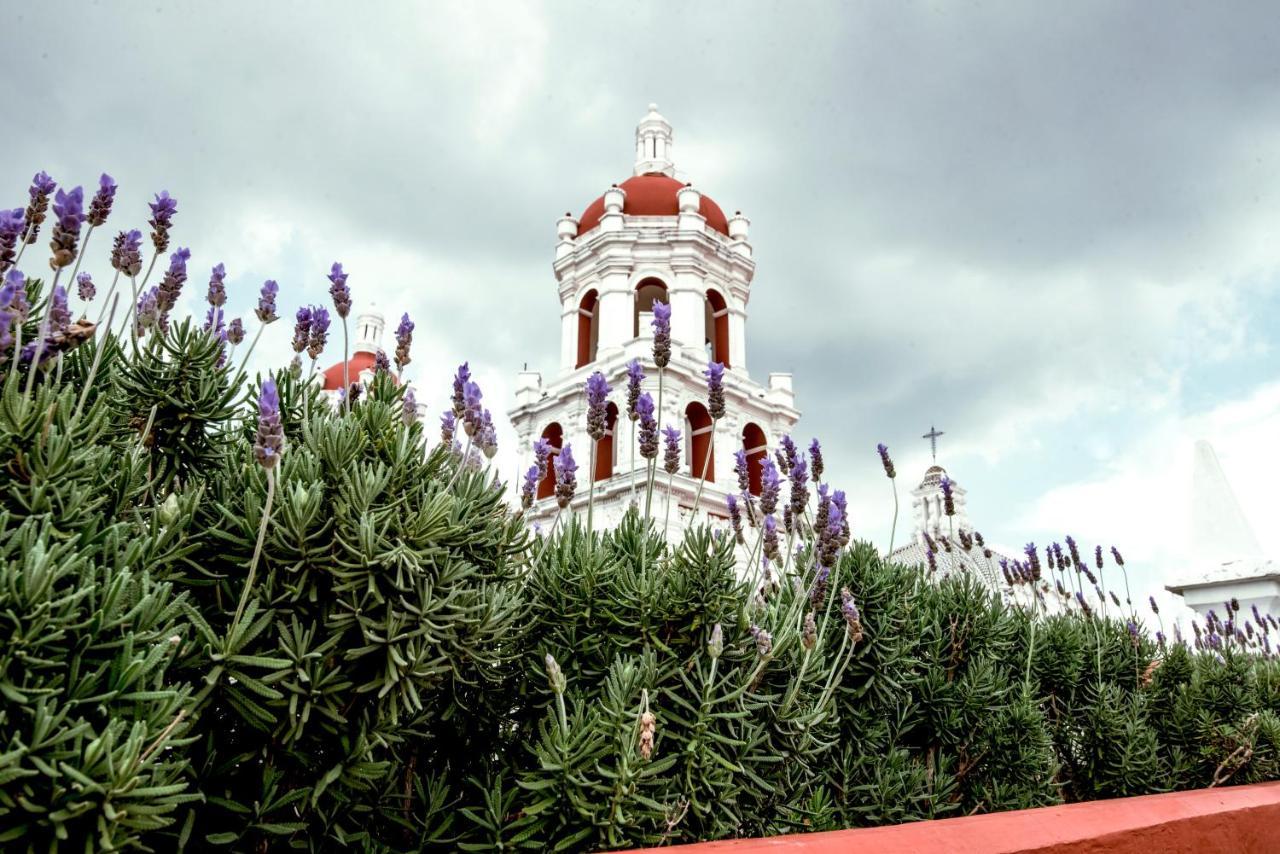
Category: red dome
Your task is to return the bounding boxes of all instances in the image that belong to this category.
[321,350,399,390]
[577,173,730,237]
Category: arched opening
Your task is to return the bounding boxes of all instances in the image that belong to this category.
[576,289,599,368]
[594,403,619,482]
[685,402,714,482]
[705,288,730,367]
[742,423,767,496]
[536,422,563,500]
[634,277,668,338]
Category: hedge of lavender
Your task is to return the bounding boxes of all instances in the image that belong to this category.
[2,172,1280,852]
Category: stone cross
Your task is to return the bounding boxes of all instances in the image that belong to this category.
[922,425,944,463]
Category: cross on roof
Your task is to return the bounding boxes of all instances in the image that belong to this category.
[922,425,944,463]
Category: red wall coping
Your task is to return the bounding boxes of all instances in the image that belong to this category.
[641,782,1280,853]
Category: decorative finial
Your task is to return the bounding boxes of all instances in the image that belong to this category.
[923,425,944,463]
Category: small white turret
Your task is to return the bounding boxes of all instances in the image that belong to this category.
[634,103,675,176]
[353,307,385,354]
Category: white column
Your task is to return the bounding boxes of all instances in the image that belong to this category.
[669,272,704,360]
[559,301,577,373]
[729,306,747,373]
[596,272,632,357]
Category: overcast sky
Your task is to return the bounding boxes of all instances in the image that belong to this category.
[6,2,1280,616]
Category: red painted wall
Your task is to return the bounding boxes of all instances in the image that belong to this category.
[639,782,1280,854]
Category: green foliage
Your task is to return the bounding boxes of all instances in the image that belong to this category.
[3,271,1280,852]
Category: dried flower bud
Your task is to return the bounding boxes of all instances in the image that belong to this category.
[638,710,656,760]
[708,623,723,660]
[802,611,817,650]
[545,653,566,695]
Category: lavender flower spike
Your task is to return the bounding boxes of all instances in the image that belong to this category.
[256,279,279,323]
[759,457,781,516]
[637,393,658,459]
[402,386,418,427]
[940,476,955,516]
[809,438,824,482]
[112,229,144,277]
[307,306,330,359]
[227,317,245,345]
[521,464,540,509]
[555,443,578,508]
[0,208,23,274]
[207,263,227,306]
[452,363,471,419]
[87,173,117,227]
[76,272,95,302]
[585,370,612,441]
[148,191,177,253]
[877,443,896,478]
[21,171,56,247]
[662,424,682,475]
[375,348,391,374]
[48,186,86,268]
[291,306,313,353]
[626,359,644,419]
[328,262,351,317]
[394,312,414,372]
[254,378,284,468]
[651,300,671,368]
[704,361,726,420]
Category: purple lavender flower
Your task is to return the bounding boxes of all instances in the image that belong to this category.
[206,263,227,306]
[87,173,117,227]
[477,409,498,458]
[291,306,312,353]
[940,476,955,516]
[585,370,611,441]
[452,363,471,419]
[76,272,95,302]
[533,438,553,481]
[637,393,658,459]
[1109,591,1121,608]
[394,312,414,372]
[227,317,245,345]
[111,229,143,277]
[1149,595,1159,615]
[841,588,865,642]
[727,494,744,544]
[759,457,780,516]
[788,456,809,519]
[254,378,284,469]
[555,442,578,508]
[876,442,896,479]
[440,410,456,445]
[256,279,279,323]
[0,270,24,352]
[779,435,799,473]
[21,171,56,245]
[156,247,191,316]
[1024,543,1042,580]
[1111,546,1124,567]
[734,449,750,493]
[1126,620,1139,647]
[47,285,70,333]
[401,386,418,427]
[625,359,644,419]
[203,305,225,335]
[148,191,177,253]
[749,625,773,658]
[48,186,86,268]
[461,381,484,437]
[307,306,330,359]
[328,262,351,317]
[374,348,391,374]
[0,208,24,274]
[134,286,160,337]
[651,301,671,368]
[662,424,681,475]
[809,438,824,482]
[763,514,780,562]
[704,361,725,420]
[1064,535,1081,568]
[521,464,540,509]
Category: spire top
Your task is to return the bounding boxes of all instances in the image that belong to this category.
[923,425,945,463]
[635,103,674,177]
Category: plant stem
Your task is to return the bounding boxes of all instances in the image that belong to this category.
[887,476,899,557]
[662,469,675,541]
[691,417,717,521]
[74,293,118,419]
[67,224,93,287]
[341,316,350,414]
[533,507,563,567]
[24,267,64,397]
[94,270,121,327]
[644,368,664,519]
[236,323,267,380]
[586,438,597,532]
[231,467,276,636]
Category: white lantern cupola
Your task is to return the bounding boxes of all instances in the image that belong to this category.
[634,103,675,177]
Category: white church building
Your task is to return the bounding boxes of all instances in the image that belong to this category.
[509,105,800,537]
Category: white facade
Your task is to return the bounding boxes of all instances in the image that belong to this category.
[889,463,1002,588]
[509,105,801,539]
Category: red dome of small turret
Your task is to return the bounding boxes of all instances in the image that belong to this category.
[577,173,730,237]
[321,351,399,390]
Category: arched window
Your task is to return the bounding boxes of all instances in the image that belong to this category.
[705,288,730,367]
[634,277,668,338]
[536,422,563,500]
[594,403,619,482]
[576,289,599,368]
[685,402,714,482]
[742,423,767,496]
